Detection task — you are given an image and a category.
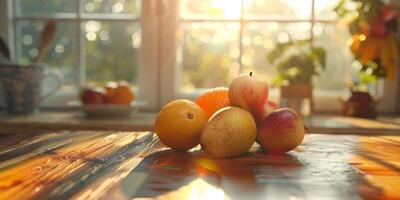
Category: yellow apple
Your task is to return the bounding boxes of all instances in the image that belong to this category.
[200,107,257,158]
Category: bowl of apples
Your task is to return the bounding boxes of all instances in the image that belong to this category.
[79,81,140,118]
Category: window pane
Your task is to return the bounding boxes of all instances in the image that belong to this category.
[16,20,78,86]
[244,0,312,20]
[180,0,241,19]
[16,0,77,15]
[82,0,140,15]
[313,23,353,90]
[178,22,240,91]
[242,22,312,84]
[314,0,340,20]
[84,21,140,85]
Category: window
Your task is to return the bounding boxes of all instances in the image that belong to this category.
[176,0,352,92]
[168,0,397,113]
[3,0,399,112]
[9,0,157,108]
[15,0,141,84]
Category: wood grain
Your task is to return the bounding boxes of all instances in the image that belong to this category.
[0,131,399,200]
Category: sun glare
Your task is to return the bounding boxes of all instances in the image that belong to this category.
[285,0,312,18]
[151,178,229,200]
[211,0,241,18]
[208,0,333,19]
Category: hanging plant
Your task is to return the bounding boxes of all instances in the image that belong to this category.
[335,0,399,83]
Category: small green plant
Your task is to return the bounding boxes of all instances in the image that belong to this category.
[267,39,326,86]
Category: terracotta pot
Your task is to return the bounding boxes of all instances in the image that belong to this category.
[280,84,313,116]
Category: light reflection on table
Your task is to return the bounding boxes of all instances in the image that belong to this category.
[0,131,399,200]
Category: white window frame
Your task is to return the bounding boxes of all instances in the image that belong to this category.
[158,0,400,114]
[2,0,159,110]
[1,0,399,113]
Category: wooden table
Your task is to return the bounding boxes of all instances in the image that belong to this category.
[0,131,399,200]
[1,111,400,135]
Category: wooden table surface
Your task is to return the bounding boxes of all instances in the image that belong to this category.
[1,111,400,135]
[0,131,399,200]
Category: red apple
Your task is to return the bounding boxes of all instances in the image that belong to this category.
[229,72,269,122]
[80,87,106,104]
[260,100,279,120]
[370,18,388,38]
[257,108,305,154]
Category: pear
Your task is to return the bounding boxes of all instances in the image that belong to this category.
[200,107,257,158]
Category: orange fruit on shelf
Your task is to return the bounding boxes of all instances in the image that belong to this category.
[195,87,230,119]
[155,99,207,151]
[104,81,118,103]
[108,81,134,105]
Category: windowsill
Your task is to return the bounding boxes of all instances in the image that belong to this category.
[180,88,351,113]
[0,110,399,135]
[0,87,349,113]
[0,111,157,133]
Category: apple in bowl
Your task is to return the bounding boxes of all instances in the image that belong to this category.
[80,87,107,105]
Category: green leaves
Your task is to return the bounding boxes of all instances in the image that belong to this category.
[267,38,326,85]
[267,41,293,64]
[310,47,326,71]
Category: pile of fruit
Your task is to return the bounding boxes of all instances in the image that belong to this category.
[80,81,134,105]
[155,73,305,158]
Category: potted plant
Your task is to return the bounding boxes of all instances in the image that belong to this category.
[267,39,326,115]
[335,0,399,118]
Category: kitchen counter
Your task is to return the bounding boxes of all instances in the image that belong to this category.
[1,111,400,135]
[0,130,399,199]
[0,111,156,134]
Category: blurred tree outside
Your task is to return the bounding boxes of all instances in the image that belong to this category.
[179,0,352,92]
[17,0,140,87]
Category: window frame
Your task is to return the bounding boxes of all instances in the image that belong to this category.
[1,0,399,113]
[4,0,159,110]
[159,0,400,114]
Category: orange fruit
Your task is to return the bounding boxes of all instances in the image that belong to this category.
[155,99,207,151]
[108,81,134,105]
[104,81,117,103]
[195,87,230,119]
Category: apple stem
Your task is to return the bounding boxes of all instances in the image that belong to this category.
[250,72,253,77]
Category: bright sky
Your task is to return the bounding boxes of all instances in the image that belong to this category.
[210,0,333,19]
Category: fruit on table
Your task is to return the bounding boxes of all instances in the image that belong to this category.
[155,99,207,151]
[200,107,257,158]
[259,100,279,122]
[107,81,134,105]
[229,72,269,122]
[257,108,305,154]
[195,87,230,119]
[80,87,106,104]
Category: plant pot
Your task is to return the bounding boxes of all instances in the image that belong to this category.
[280,84,313,116]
